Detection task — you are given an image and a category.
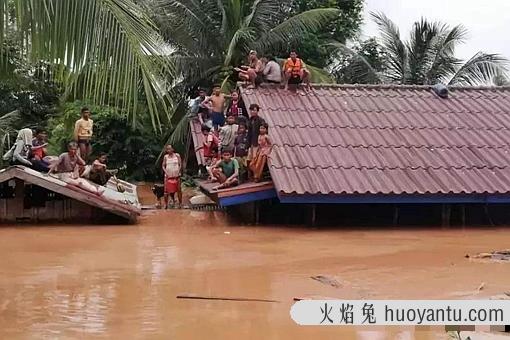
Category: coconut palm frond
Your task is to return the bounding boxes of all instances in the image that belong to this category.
[224,27,255,66]
[0,0,175,129]
[425,24,467,84]
[329,42,382,84]
[244,0,282,31]
[448,52,508,86]
[370,11,407,83]
[254,8,340,53]
[0,110,21,157]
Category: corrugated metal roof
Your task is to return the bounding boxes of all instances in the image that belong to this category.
[240,84,510,196]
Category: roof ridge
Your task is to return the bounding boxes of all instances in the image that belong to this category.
[271,124,510,131]
[269,164,507,171]
[271,144,510,149]
[238,82,510,92]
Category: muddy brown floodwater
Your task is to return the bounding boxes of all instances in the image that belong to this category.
[1,205,510,339]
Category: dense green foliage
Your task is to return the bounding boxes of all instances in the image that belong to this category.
[0,0,174,129]
[287,0,364,68]
[1,0,509,181]
[153,0,340,91]
[48,102,162,181]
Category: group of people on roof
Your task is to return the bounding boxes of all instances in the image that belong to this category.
[189,89,271,198]
[2,107,116,196]
[234,50,311,90]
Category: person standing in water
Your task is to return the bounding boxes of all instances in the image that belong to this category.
[74,107,94,160]
[162,145,183,209]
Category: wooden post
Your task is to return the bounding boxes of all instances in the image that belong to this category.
[311,204,317,227]
[255,201,260,225]
[441,204,451,227]
[13,179,25,221]
[461,204,466,226]
[393,205,400,225]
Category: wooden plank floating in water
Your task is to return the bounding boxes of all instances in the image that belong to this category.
[176,294,279,303]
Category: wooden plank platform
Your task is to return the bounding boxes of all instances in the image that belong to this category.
[196,179,276,206]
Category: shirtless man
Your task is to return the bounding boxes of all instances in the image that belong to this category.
[202,85,226,130]
[235,50,263,88]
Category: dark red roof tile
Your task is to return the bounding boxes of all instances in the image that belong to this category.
[240,84,510,196]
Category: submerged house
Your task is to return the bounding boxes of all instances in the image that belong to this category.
[192,84,510,225]
[0,166,141,224]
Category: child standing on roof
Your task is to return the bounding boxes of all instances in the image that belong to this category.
[234,123,249,182]
[219,115,238,154]
[200,125,219,167]
[249,122,272,182]
[202,85,226,130]
[226,89,247,125]
[162,144,183,209]
[74,107,93,160]
[246,103,266,180]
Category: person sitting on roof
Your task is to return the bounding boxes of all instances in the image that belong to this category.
[30,127,50,172]
[49,141,104,196]
[3,128,33,168]
[200,125,219,167]
[211,148,239,190]
[234,50,263,89]
[283,50,311,90]
[261,56,282,85]
[249,122,272,183]
[89,152,113,186]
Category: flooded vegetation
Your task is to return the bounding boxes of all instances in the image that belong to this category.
[1,207,510,339]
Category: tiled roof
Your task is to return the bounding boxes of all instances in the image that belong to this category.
[240,84,510,196]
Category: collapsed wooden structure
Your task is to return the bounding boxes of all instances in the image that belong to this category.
[0,166,141,223]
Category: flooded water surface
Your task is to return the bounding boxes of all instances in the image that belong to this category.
[1,208,510,339]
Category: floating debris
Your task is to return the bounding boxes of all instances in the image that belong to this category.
[310,275,342,288]
[176,294,278,303]
[467,250,510,262]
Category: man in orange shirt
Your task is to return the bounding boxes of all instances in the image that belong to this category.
[283,50,311,90]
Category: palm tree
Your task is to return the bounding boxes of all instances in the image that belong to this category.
[0,0,174,130]
[152,0,340,90]
[336,12,508,86]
